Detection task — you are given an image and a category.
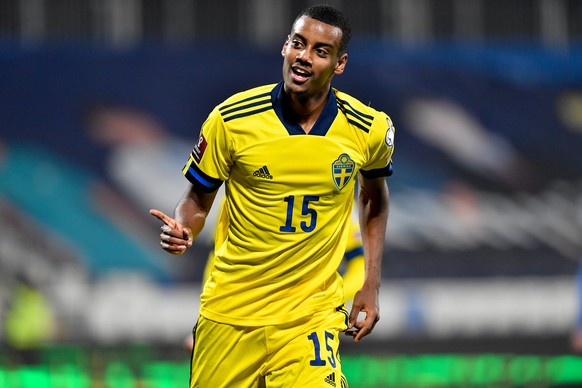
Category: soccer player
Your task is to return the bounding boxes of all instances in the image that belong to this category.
[150,4,395,387]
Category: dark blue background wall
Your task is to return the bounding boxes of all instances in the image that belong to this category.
[2,42,582,187]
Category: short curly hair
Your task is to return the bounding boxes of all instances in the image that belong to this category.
[293,4,352,54]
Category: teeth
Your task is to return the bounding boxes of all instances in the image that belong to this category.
[293,67,309,75]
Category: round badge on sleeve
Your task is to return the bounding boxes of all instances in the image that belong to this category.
[385,119,394,147]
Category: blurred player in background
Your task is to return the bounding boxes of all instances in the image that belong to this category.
[150,4,394,387]
[341,219,367,302]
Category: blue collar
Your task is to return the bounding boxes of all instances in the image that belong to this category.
[270,81,338,136]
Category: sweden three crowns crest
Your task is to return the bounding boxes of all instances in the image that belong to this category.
[332,154,355,190]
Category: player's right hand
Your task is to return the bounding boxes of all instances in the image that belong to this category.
[149,209,193,255]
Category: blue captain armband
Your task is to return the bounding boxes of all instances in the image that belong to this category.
[360,162,393,179]
[184,163,223,193]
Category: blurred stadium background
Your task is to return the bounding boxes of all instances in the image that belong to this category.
[1,0,582,387]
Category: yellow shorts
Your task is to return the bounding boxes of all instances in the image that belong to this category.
[190,306,350,388]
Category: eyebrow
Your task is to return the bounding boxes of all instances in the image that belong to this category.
[293,32,336,50]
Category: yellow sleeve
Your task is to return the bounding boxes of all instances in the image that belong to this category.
[360,113,395,178]
[182,108,233,192]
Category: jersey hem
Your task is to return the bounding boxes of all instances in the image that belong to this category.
[199,297,345,327]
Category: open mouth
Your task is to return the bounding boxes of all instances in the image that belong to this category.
[291,66,312,82]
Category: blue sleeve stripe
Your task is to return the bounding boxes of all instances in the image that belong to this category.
[345,246,364,261]
[185,165,222,192]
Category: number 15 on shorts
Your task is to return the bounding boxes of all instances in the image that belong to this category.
[308,330,337,368]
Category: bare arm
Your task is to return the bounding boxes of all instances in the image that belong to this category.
[149,183,218,254]
[347,174,389,342]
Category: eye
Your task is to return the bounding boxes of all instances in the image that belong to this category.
[315,48,329,57]
[291,40,303,48]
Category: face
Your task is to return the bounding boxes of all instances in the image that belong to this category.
[281,16,348,99]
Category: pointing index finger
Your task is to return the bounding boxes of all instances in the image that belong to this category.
[149,209,174,226]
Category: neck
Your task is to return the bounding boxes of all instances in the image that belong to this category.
[284,88,330,134]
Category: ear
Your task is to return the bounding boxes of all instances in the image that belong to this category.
[282,35,290,57]
[334,53,348,75]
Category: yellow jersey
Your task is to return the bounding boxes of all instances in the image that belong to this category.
[183,82,394,326]
[204,208,365,303]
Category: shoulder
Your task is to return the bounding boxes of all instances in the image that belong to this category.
[334,89,379,116]
[333,89,390,133]
[210,84,276,123]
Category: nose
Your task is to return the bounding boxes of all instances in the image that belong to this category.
[296,49,311,64]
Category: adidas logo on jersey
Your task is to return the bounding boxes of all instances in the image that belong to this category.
[324,372,336,387]
[253,165,273,180]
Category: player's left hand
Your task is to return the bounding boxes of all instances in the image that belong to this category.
[346,285,380,342]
